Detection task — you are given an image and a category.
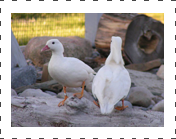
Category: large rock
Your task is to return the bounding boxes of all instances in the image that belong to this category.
[19,88,51,97]
[11,65,37,89]
[126,87,154,107]
[25,36,93,67]
[11,94,164,127]
[128,69,164,95]
[11,30,27,68]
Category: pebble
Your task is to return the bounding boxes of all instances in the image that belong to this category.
[152,100,164,112]
[126,87,154,108]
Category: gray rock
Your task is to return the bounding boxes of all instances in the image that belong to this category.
[19,89,51,97]
[45,91,57,96]
[152,100,164,112]
[127,69,164,95]
[57,87,94,102]
[11,65,37,89]
[127,87,154,107]
[11,95,164,127]
[11,30,27,68]
[115,100,133,108]
[11,89,18,96]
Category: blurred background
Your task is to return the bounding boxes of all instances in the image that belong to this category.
[11,13,164,46]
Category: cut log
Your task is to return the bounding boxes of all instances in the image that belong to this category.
[95,13,138,63]
[124,14,164,63]
[125,59,164,72]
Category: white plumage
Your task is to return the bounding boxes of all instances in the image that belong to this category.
[41,39,95,106]
[92,36,131,114]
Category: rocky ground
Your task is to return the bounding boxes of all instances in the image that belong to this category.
[11,69,164,127]
[11,36,164,127]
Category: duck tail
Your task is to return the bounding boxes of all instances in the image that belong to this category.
[100,103,114,115]
[85,72,95,92]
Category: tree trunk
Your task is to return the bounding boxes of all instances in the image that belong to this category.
[124,14,164,64]
[95,13,138,63]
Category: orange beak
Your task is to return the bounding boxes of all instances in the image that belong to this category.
[41,45,50,52]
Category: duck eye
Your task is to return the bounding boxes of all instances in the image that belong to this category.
[52,42,55,44]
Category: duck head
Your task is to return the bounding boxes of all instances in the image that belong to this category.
[41,39,64,54]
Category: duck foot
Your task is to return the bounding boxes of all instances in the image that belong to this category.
[115,99,128,111]
[73,81,85,99]
[93,100,100,108]
[58,95,68,107]
[115,105,128,111]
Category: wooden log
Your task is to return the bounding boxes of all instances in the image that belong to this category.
[124,14,164,64]
[15,80,63,94]
[95,13,138,60]
[125,59,164,72]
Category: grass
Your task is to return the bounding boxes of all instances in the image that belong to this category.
[11,13,164,46]
[11,13,85,45]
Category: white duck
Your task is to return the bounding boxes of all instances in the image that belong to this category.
[92,36,131,114]
[41,39,96,107]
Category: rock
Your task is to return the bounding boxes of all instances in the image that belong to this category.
[11,95,164,127]
[19,88,52,97]
[83,57,99,69]
[152,95,163,104]
[57,87,94,102]
[45,91,57,96]
[115,100,133,109]
[11,65,37,89]
[11,89,18,96]
[25,36,93,67]
[152,100,164,112]
[127,87,154,107]
[156,65,164,79]
[11,30,27,68]
[15,80,63,94]
[128,69,164,95]
[20,45,26,56]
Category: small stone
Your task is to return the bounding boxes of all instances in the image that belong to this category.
[19,89,52,97]
[45,91,57,96]
[156,65,164,79]
[127,69,164,95]
[127,87,154,107]
[152,100,164,112]
[115,100,133,108]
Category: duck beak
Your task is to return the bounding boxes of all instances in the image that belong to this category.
[41,45,50,52]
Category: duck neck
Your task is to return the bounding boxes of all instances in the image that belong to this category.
[105,45,124,66]
[51,51,64,58]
